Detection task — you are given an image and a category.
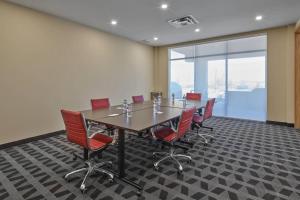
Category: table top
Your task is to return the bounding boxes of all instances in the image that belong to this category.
[159,99,205,109]
[81,102,152,120]
[90,107,183,132]
[82,99,207,132]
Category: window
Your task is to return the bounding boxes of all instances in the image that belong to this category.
[169,35,267,121]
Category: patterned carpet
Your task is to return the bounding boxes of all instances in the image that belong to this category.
[1,117,300,200]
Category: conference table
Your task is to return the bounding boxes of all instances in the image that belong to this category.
[81,98,206,192]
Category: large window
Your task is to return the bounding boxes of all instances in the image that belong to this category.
[169,35,267,121]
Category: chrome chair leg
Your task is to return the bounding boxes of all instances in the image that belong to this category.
[64,168,87,178]
[198,134,209,144]
[200,133,215,140]
[173,154,192,161]
[64,160,113,193]
[153,147,192,173]
[94,168,114,180]
[154,156,171,168]
[80,167,92,192]
[172,157,183,172]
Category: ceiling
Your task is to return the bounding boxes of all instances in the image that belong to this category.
[7,0,300,46]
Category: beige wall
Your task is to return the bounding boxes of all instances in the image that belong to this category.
[154,26,295,123]
[0,2,154,144]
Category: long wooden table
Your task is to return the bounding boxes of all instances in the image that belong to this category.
[81,99,206,192]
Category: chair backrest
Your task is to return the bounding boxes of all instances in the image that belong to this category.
[203,98,216,120]
[61,109,89,149]
[91,98,110,110]
[176,107,197,139]
[186,93,201,101]
[132,95,144,103]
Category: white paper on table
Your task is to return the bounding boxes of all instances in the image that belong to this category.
[107,114,119,117]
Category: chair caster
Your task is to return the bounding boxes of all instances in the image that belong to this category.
[187,159,192,164]
[63,174,70,182]
[203,142,208,146]
[153,165,159,171]
[136,189,143,196]
[80,184,87,194]
[108,177,115,183]
[106,162,113,168]
[152,154,157,159]
[73,155,77,161]
[177,169,183,175]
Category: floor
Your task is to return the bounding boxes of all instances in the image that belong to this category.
[0,117,300,200]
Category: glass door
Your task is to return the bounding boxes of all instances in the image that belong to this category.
[168,35,267,121]
[170,59,194,99]
[195,56,226,116]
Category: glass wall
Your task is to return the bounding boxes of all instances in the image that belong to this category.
[169,35,267,121]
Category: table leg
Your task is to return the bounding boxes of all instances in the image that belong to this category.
[109,128,143,194]
[118,129,125,178]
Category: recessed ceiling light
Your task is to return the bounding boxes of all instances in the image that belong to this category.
[161,3,168,9]
[195,28,200,32]
[153,37,158,41]
[255,15,263,21]
[111,20,118,25]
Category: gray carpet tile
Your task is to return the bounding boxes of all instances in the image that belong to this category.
[1,117,300,200]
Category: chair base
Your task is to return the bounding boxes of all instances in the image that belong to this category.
[194,123,215,145]
[198,133,215,145]
[64,160,114,193]
[153,147,191,174]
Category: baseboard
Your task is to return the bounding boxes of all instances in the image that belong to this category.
[0,130,65,150]
[213,116,265,123]
[214,116,295,128]
[266,121,294,127]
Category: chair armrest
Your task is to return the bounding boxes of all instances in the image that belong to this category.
[87,129,106,139]
[111,129,118,145]
[150,128,158,140]
[170,121,177,132]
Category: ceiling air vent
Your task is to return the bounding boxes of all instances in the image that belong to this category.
[141,39,151,44]
[168,15,199,28]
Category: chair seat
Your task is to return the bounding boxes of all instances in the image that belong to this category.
[193,114,203,123]
[154,127,177,142]
[89,134,113,150]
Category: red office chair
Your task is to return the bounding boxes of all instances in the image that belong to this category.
[132,95,144,103]
[90,98,114,135]
[192,98,216,145]
[152,107,196,174]
[91,98,110,110]
[61,109,114,193]
[186,92,202,118]
[186,92,201,101]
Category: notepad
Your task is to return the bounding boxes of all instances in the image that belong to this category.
[107,114,119,117]
[156,111,163,114]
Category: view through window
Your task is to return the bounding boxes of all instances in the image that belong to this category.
[169,35,267,121]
